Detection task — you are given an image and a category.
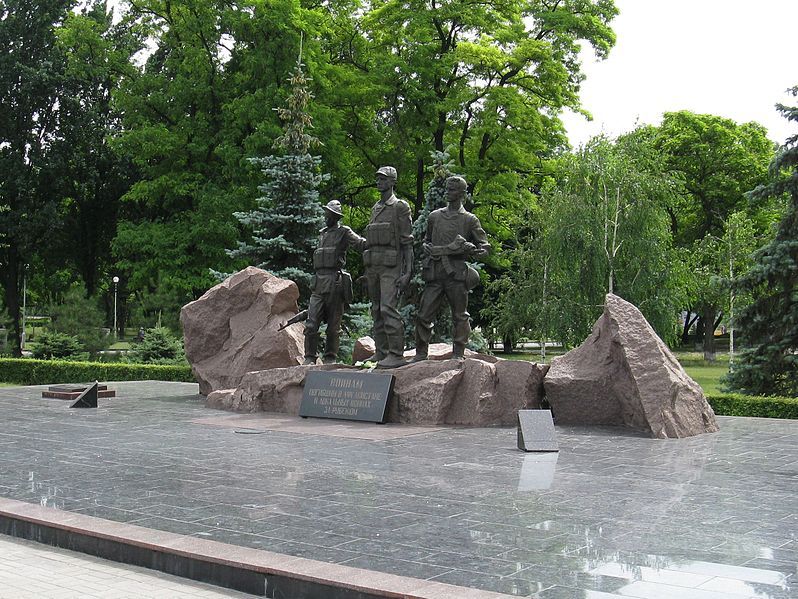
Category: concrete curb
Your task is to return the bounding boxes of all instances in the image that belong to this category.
[0,497,514,599]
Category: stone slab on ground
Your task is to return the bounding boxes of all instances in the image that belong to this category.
[0,381,794,599]
[180,267,304,395]
[42,384,116,401]
[544,293,719,438]
[208,358,547,426]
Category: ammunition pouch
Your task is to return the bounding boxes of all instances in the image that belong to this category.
[365,222,394,246]
[313,247,338,269]
[363,248,398,268]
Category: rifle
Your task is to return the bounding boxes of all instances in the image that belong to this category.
[278,310,308,331]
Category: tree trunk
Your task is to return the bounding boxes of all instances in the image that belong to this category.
[415,158,424,214]
[502,335,514,354]
[681,312,698,345]
[702,305,716,362]
[2,249,22,357]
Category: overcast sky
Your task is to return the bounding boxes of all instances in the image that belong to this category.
[562,0,798,148]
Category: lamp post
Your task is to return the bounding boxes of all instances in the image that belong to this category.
[21,265,28,351]
[112,276,119,340]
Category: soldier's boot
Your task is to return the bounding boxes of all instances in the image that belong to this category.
[303,333,320,365]
[322,330,340,365]
[452,318,470,361]
[376,354,407,369]
[363,329,388,362]
[376,331,406,369]
[412,322,431,362]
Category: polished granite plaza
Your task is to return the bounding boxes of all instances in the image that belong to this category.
[0,381,795,598]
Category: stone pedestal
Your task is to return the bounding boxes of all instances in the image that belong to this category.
[207,357,547,427]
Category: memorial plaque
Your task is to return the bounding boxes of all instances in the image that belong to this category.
[300,371,394,423]
[517,409,558,452]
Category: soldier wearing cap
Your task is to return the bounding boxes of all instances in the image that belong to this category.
[364,166,414,368]
[303,200,366,365]
[413,175,489,361]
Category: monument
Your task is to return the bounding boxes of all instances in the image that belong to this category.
[413,175,490,361]
[362,166,414,369]
[302,200,366,365]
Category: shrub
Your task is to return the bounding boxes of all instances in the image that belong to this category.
[0,358,194,385]
[31,331,87,360]
[49,286,110,356]
[706,393,798,419]
[127,327,186,365]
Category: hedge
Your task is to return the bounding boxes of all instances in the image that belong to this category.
[707,393,798,420]
[0,358,194,385]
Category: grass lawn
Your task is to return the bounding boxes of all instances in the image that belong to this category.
[108,341,132,350]
[681,363,729,395]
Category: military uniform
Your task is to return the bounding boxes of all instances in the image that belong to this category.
[415,205,489,359]
[363,193,413,363]
[304,211,365,364]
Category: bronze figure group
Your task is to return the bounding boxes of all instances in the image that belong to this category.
[303,166,489,369]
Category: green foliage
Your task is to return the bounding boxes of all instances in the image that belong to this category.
[30,331,87,360]
[0,0,75,356]
[128,327,186,365]
[48,286,109,356]
[486,133,686,346]
[337,302,373,363]
[706,393,798,419]
[227,62,326,298]
[652,112,775,353]
[359,0,619,214]
[724,87,798,397]
[0,357,193,385]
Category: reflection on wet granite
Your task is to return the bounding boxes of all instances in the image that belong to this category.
[0,382,795,598]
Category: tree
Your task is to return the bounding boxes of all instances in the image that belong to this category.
[48,285,109,356]
[653,111,774,359]
[226,60,326,297]
[50,3,139,296]
[724,87,798,397]
[487,133,685,347]
[110,0,367,321]
[0,0,75,356]
[359,0,618,215]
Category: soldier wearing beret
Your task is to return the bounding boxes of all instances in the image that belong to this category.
[413,175,489,361]
[303,200,366,365]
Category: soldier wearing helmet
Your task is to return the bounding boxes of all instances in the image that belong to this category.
[303,200,366,364]
[413,175,490,361]
[363,166,414,368]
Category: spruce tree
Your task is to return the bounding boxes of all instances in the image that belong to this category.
[725,86,798,396]
[227,60,326,298]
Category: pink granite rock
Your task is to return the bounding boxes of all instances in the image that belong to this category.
[544,293,719,438]
[181,267,304,395]
[206,358,546,426]
[352,337,376,362]
[352,336,498,364]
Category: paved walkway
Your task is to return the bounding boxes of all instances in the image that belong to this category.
[0,535,255,598]
[0,381,795,598]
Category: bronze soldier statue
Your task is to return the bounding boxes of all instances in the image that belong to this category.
[303,200,366,365]
[364,166,414,368]
[414,175,489,361]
